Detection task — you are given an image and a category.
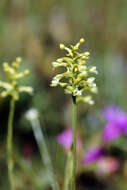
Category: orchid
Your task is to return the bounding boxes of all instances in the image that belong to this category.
[83,146,104,164]
[57,128,81,150]
[102,105,127,141]
[51,38,98,105]
[0,57,33,100]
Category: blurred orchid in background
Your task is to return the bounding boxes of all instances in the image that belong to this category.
[83,146,105,164]
[97,157,119,175]
[102,105,127,141]
[83,146,119,175]
[56,128,82,150]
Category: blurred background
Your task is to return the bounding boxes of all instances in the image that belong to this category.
[0,0,127,189]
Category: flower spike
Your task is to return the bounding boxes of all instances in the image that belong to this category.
[51,38,98,105]
[0,57,33,100]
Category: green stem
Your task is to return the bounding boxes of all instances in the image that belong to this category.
[7,98,15,190]
[71,96,77,190]
[64,150,73,190]
[30,118,59,190]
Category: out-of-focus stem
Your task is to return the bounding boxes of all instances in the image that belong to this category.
[7,98,15,190]
[64,150,73,190]
[71,96,77,190]
[30,118,59,190]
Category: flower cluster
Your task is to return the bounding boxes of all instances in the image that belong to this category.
[102,105,127,141]
[0,57,33,100]
[51,38,98,105]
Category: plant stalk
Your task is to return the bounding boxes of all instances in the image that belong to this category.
[64,150,73,190]
[7,98,15,190]
[71,96,77,190]
[30,118,59,190]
